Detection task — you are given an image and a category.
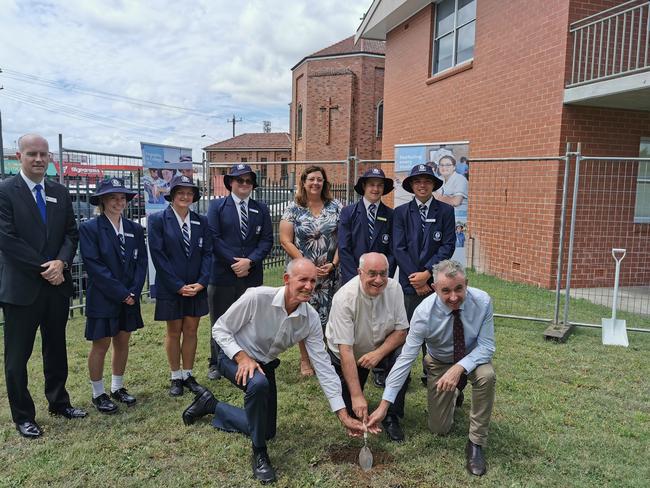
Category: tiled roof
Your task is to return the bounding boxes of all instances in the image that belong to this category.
[203,132,290,151]
[292,35,385,70]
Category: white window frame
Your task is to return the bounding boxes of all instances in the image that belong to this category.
[432,0,476,75]
[634,137,650,223]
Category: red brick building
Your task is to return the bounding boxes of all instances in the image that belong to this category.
[290,35,386,184]
[203,132,291,194]
[357,0,650,288]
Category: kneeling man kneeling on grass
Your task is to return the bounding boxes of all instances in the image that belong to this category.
[182,258,371,484]
[367,259,496,476]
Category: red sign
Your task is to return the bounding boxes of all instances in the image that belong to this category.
[63,163,104,178]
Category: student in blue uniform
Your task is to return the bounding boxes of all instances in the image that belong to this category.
[79,178,148,414]
[148,176,212,397]
[393,164,456,385]
[206,164,273,380]
[338,167,397,388]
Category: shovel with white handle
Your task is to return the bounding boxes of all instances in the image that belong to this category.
[602,248,629,347]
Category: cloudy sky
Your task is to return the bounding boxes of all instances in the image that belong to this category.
[0,0,370,160]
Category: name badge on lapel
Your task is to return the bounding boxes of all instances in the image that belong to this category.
[249,208,259,214]
[433,231,442,242]
[426,218,436,223]
[198,237,203,248]
[191,220,200,225]
[124,232,134,238]
[133,248,139,259]
[45,196,58,203]
[255,225,262,235]
[376,216,387,222]
[381,233,390,244]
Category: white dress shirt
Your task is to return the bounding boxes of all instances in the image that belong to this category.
[19,170,46,204]
[170,206,191,239]
[231,192,251,222]
[213,286,345,411]
[326,276,408,360]
[383,286,495,404]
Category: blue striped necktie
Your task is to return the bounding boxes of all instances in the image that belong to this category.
[182,223,190,256]
[419,203,427,232]
[240,200,248,240]
[118,233,126,261]
[34,184,47,223]
[367,203,376,241]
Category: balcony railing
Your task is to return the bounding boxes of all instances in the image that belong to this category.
[567,0,650,87]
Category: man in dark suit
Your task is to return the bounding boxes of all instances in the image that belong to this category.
[206,164,273,380]
[0,133,87,439]
[393,164,456,385]
[338,167,396,388]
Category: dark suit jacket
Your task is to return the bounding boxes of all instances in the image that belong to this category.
[148,206,212,300]
[338,199,396,284]
[207,195,273,287]
[0,175,78,305]
[392,198,456,295]
[79,215,148,318]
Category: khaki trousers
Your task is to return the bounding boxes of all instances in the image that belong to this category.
[423,354,496,446]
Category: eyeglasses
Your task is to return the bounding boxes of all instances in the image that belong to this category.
[361,269,388,278]
[234,177,254,185]
[438,163,454,168]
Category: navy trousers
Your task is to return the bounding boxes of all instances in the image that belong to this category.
[212,350,279,449]
[207,283,249,367]
[328,346,410,419]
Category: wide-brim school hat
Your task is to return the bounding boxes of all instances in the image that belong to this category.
[164,175,201,203]
[223,163,259,192]
[402,164,443,193]
[89,177,138,205]
[353,167,394,196]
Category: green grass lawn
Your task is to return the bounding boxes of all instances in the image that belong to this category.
[1,271,649,487]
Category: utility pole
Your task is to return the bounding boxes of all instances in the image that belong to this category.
[227,114,242,138]
[263,121,271,133]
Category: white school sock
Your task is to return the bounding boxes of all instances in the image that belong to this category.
[91,379,105,399]
[182,369,193,380]
[171,370,183,380]
[111,375,124,393]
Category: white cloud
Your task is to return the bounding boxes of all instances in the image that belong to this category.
[0,0,370,160]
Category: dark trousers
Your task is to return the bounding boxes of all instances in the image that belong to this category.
[405,293,428,376]
[212,351,279,449]
[328,347,410,419]
[2,286,72,423]
[208,283,249,367]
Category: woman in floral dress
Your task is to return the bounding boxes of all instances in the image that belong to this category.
[280,165,341,376]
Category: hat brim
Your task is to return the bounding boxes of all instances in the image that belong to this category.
[402,174,443,193]
[353,176,394,196]
[224,172,259,192]
[89,188,137,206]
[164,185,201,203]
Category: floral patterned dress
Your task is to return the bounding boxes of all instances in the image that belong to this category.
[282,199,342,328]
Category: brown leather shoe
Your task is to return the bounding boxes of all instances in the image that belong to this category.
[466,440,487,476]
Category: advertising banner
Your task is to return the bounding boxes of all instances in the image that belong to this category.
[140,142,193,296]
[394,141,469,264]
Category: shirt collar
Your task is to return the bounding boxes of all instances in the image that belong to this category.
[19,170,45,190]
[231,192,250,206]
[362,197,380,212]
[273,286,308,317]
[170,206,191,227]
[414,196,433,209]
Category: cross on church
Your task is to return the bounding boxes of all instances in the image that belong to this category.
[320,97,339,145]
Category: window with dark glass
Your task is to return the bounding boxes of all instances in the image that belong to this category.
[432,0,476,75]
[296,104,303,139]
[376,101,384,139]
[635,138,650,223]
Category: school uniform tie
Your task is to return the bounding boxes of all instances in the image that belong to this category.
[34,184,47,223]
[182,223,190,257]
[367,203,376,241]
[452,309,468,391]
[419,203,427,233]
[240,200,248,240]
[118,233,126,261]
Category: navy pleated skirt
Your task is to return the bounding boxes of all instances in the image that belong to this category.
[85,304,144,341]
[154,293,208,321]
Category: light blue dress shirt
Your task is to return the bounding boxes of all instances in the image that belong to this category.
[383,286,495,404]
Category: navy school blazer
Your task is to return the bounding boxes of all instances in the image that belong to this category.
[79,214,148,318]
[392,198,456,295]
[147,206,212,299]
[207,195,273,287]
[338,199,396,285]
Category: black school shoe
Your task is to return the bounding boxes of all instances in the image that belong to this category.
[169,379,184,397]
[92,394,118,414]
[111,388,136,406]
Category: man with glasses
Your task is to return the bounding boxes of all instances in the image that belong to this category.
[325,252,409,442]
[206,164,273,380]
